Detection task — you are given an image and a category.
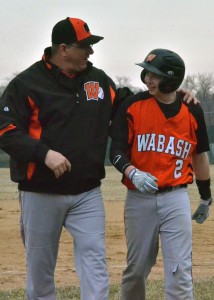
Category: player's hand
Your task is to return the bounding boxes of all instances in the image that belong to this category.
[45,150,71,178]
[192,198,212,224]
[177,88,199,104]
[128,168,158,194]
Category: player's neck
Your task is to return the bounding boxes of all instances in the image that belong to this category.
[155,91,176,104]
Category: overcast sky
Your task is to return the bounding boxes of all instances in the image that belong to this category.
[0,0,213,88]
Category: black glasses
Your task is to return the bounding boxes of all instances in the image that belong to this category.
[66,44,93,50]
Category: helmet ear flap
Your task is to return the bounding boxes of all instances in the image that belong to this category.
[159,79,182,93]
[140,69,147,83]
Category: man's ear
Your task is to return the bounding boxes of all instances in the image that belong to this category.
[58,44,68,57]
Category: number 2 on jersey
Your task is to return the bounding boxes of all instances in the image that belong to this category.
[174,159,184,178]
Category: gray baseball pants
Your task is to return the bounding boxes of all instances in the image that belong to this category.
[120,188,194,300]
[19,187,108,300]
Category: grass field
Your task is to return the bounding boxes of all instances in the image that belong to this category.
[0,166,214,299]
[0,278,214,299]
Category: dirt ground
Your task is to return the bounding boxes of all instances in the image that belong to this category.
[0,167,214,291]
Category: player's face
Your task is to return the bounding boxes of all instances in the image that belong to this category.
[144,71,163,96]
[64,43,94,73]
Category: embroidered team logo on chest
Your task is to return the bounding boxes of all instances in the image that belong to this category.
[84,81,104,101]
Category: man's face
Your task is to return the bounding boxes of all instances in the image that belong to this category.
[64,43,94,74]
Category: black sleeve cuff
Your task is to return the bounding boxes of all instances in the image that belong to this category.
[196,178,211,200]
[109,138,131,174]
[33,142,50,163]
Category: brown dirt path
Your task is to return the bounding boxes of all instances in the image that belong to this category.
[0,167,213,291]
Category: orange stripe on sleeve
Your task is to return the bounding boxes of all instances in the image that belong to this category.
[0,124,16,136]
[28,96,42,139]
[27,96,42,180]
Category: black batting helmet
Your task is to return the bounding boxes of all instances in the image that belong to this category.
[136,49,185,93]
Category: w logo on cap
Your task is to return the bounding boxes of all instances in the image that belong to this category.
[84,81,100,101]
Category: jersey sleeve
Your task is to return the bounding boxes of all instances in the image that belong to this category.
[109,95,135,173]
[109,91,151,173]
[188,103,210,153]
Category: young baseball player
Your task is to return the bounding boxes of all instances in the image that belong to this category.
[109,48,213,300]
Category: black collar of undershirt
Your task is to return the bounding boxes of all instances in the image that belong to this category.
[155,93,182,119]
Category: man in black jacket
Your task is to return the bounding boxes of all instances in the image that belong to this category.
[0,17,117,300]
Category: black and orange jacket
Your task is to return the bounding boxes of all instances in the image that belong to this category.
[0,47,117,194]
[109,91,210,189]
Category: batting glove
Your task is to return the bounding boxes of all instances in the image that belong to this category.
[192,197,212,224]
[128,168,158,194]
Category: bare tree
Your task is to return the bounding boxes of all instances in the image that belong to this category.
[181,74,198,93]
[115,76,146,93]
[197,72,214,100]
[182,72,214,101]
[0,72,19,96]
[116,76,131,88]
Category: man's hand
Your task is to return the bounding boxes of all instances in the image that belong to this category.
[177,88,199,104]
[192,198,212,224]
[128,168,158,194]
[45,150,71,178]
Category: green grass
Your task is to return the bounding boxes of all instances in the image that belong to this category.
[0,279,213,300]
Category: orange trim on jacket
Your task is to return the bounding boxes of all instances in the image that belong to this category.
[110,86,116,104]
[27,96,42,180]
[0,124,16,136]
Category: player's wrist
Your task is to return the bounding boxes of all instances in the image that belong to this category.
[196,178,211,200]
[200,197,213,206]
[127,166,136,179]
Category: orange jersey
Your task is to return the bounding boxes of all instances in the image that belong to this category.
[109,91,210,189]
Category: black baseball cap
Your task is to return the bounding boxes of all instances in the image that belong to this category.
[51,17,104,45]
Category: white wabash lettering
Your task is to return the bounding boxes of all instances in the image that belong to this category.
[157,134,165,152]
[137,134,150,151]
[147,133,156,151]
[182,142,192,159]
[165,136,175,155]
[176,139,184,157]
[137,133,192,158]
